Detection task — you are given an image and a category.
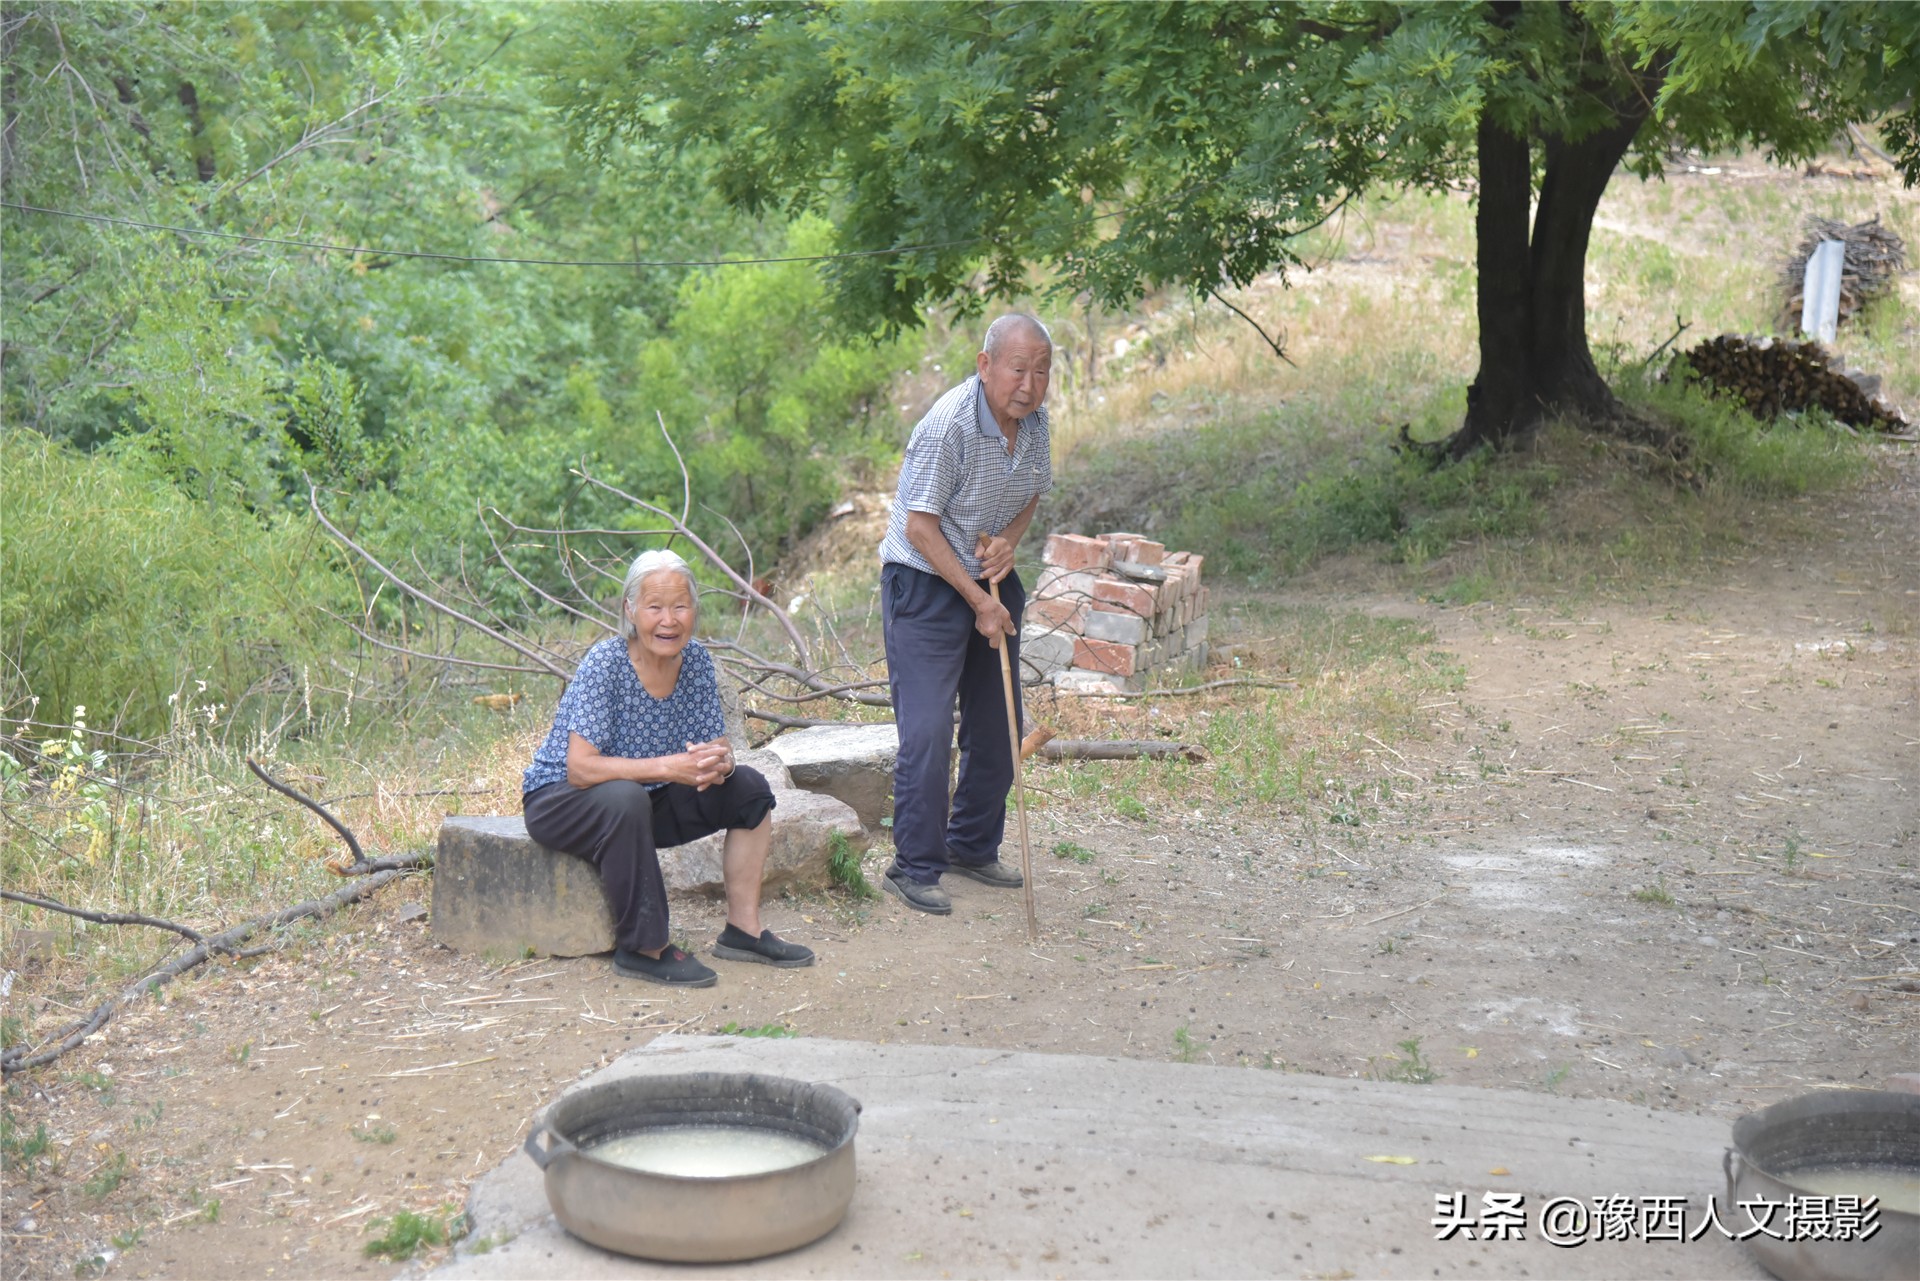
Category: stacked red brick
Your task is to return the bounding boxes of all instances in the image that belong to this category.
[1021,532,1209,692]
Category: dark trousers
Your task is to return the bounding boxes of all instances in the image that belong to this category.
[881,562,1024,884]
[522,768,774,952]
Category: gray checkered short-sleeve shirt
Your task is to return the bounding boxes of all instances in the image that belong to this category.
[878,375,1052,578]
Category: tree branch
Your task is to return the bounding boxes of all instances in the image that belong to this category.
[1039,739,1210,763]
[1,862,425,1075]
[0,889,205,944]
[1050,677,1297,700]
[245,756,365,870]
[574,462,811,667]
[309,481,575,684]
[1206,288,1297,366]
[320,611,555,676]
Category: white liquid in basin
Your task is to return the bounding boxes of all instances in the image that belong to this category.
[1785,1163,1920,1216]
[588,1125,828,1178]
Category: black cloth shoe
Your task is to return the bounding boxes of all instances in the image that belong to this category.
[946,859,1024,888]
[882,870,953,915]
[712,923,816,968]
[612,945,718,988]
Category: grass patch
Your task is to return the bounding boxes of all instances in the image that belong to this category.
[718,1021,795,1038]
[1172,1026,1201,1063]
[827,830,877,900]
[1052,840,1097,863]
[1,1111,51,1172]
[1369,1036,1440,1085]
[84,1151,131,1198]
[1052,396,1558,582]
[1625,370,1872,498]
[365,1208,461,1261]
[1633,875,1676,907]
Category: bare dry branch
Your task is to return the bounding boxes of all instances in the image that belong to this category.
[657,410,693,530]
[1,861,425,1075]
[0,889,205,944]
[730,671,891,706]
[1040,739,1210,763]
[246,756,365,869]
[744,708,846,730]
[1206,288,1297,367]
[310,481,574,684]
[321,610,552,676]
[480,507,610,634]
[708,640,891,706]
[574,462,811,667]
[1051,677,1296,699]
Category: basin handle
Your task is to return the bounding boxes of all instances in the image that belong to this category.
[523,1120,575,1171]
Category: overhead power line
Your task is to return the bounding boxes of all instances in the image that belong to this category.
[0,200,986,269]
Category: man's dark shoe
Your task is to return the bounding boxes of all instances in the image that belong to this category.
[883,870,952,915]
[713,923,816,968]
[613,945,718,988]
[947,859,1024,889]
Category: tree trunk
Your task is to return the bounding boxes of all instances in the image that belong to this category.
[1445,32,1667,459]
[1457,108,1537,455]
[178,81,215,182]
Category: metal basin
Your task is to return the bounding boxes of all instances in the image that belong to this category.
[1726,1089,1919,1281]
[523,1071,859,1262]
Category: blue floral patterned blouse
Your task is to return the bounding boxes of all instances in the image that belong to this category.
[521,636,726,796]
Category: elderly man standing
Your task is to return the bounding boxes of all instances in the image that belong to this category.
[877,313,1053,914]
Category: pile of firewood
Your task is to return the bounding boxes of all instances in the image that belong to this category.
[1679,335,1907,432]
[1778,214,1907,329]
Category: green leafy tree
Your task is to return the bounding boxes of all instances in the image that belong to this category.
[2,2,935,733]
[583,1,1919,456]
[631,217,910,556]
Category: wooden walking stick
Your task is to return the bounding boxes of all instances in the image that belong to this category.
[983,545,1038,942]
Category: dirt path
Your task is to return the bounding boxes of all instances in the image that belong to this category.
[4,458,1916,1281]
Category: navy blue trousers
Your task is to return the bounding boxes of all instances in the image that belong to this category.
[881,563,1024,884]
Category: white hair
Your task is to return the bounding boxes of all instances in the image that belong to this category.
[981,313,1052,358]
[618,549,699,640]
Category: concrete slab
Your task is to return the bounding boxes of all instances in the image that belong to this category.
[427,1036,1765,1280]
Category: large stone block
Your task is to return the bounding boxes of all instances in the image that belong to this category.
[763,723,898,829]
[735,747,792,789]
[658,789,866,897]
[433,815,615,959]
[715,672,750,748]
[432,790,867,958]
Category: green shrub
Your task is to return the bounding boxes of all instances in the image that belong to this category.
[0,433,351,738]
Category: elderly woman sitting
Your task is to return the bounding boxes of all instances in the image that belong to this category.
[521,549,814,987]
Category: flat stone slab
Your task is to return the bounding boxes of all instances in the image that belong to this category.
[762,724,898,829]
[433,789,865,959]
[427,1035,1764,1280]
